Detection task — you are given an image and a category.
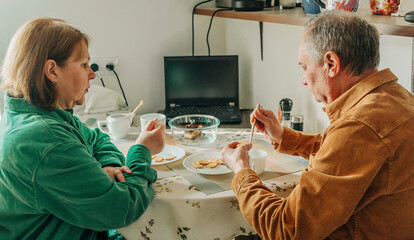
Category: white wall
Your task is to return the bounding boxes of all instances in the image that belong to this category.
[224,0,414,132]
[1,0,413,133]
[0,0,226,113]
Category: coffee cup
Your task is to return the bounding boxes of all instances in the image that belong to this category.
[140,113,166,131]
[249,149,267,175]
[98,114,133,139]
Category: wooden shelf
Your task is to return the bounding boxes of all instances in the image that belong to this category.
[195,6,414,38]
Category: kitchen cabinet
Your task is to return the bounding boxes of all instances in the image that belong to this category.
[194,5,414,93]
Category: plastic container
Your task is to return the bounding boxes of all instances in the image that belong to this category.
[168,115,220,146]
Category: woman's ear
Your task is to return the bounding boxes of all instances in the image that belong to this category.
[323,51,340,78]
[44,60,58,83]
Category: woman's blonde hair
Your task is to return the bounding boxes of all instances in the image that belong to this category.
[0,18,89,110]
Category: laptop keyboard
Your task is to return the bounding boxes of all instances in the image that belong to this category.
[164,106,241,123]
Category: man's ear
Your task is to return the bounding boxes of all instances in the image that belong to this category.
[44,60,58,83]
[323,51,340,78]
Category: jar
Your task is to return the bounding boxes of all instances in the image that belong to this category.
[280,0,296,9]
[290,114,304,131]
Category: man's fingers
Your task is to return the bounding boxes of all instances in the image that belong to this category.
[251,108,263,123]
[240,143,253,151]
[254,108,268,124]
[250,111,256,123]
[229,142,239,149]
[222,142,237,157]
[255,121,265,133]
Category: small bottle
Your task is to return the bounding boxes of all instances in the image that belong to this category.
[279,98,293,128]
[291,114,304,131]
[265,0,274,7]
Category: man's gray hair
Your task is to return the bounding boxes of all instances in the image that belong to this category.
[304,10,380,76]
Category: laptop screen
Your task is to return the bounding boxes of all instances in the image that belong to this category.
[164,56,239,106]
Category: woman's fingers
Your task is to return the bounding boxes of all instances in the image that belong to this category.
[121,166,132,174]
[145,118,158,131]
[114,168,126,182]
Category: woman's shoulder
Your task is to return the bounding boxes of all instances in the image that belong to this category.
[5,112,78,146]
[0,113,70,177]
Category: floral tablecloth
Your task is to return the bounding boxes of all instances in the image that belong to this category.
[115,131,306,240]
[118,171,302,240]
[75,111,307,240]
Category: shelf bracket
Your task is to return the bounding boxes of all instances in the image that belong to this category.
[259,21,263,61]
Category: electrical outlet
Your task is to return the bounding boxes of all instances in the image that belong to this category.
[90,57,119,75]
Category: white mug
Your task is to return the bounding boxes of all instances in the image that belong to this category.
[140,113,166,130]
[98,114,133,139]
[249,149,267,175]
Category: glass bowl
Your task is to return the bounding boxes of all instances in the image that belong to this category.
[168,115,220,146]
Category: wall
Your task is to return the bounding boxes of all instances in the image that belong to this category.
[225,0,414,132]
[1,0,413,133]
[0,0,226,113]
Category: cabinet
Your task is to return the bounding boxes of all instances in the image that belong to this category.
[194,5,414,92]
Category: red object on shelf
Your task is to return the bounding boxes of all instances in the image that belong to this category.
[369,0,401,15]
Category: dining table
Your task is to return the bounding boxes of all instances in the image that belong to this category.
[75,111,308,240]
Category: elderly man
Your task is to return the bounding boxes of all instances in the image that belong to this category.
[222,10,414,240]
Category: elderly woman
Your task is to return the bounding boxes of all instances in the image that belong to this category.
[0,18,164,239]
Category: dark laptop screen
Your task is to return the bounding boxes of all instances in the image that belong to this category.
[164,56,239,106]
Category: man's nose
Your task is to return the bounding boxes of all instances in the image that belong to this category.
[301,76,307,85]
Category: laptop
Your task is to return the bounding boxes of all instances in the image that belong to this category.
[163,55,242,124]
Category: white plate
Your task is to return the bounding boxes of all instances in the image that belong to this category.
[182,152,232,175]
[151,145,186,166]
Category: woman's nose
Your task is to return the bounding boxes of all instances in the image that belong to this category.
[89,67,96,80]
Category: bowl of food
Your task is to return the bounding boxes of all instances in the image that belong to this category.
[168,115,220,146]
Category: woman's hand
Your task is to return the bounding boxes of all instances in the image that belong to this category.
[135,119,165,155]
[103,166,132,182]
[221,142,252,174]
[251,108,283,143]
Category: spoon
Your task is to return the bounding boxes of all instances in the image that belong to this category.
[249,103,261,144]
[131,100,145,115]
[126,100,145,123]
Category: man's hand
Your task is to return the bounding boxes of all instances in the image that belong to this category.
[136,119,165,155]
[103,166,132,182]
[251,108,283,143]
[221,142,252,174]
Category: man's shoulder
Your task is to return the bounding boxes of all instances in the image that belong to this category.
[349,84,414,137]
